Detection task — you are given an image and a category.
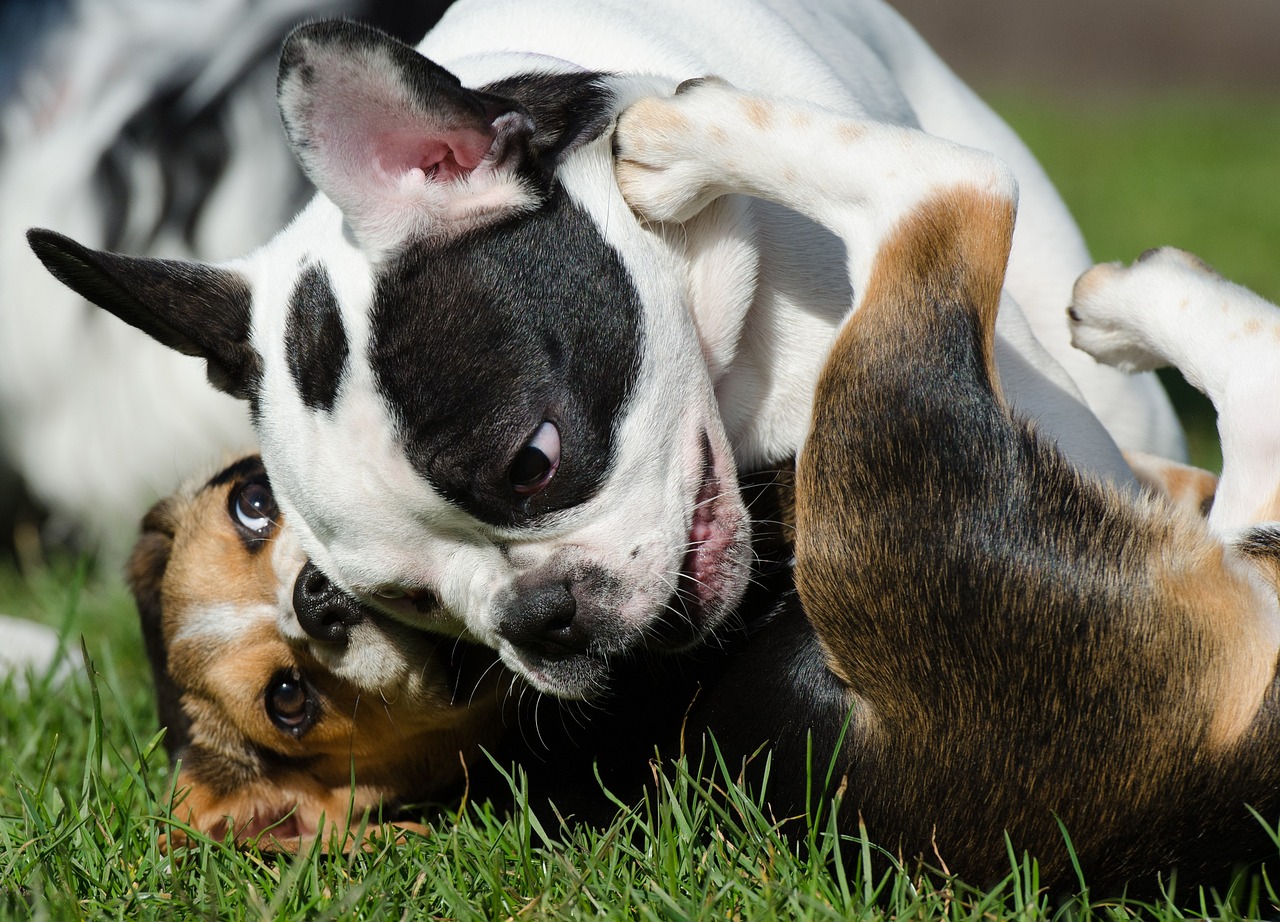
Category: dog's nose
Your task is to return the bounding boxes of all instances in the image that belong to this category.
[292,561,366,643]
[498,581,589,658]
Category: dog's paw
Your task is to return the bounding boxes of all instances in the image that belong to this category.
[1067,248,1217,372]
[614,78,745,223]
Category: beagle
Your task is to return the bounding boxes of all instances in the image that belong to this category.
[127,454,511,847]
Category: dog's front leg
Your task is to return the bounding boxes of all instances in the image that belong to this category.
[1069,248,1280,535]
[615,78,1016,318]
[614,80,1135,483]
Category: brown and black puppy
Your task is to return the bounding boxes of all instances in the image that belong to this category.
[128,454,514,847]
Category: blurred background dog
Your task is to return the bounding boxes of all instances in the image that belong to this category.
[0,0,454,557]
[0,0,456,682]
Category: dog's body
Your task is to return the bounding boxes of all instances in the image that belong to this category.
[132,81,1280,891]
[622,83,1280,889]
[30,0,1185,697]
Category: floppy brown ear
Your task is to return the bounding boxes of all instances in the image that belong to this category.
[165,756,415,852]
[25,229,261,400]
[126,496,193,760]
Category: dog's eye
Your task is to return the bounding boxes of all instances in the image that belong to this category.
[509,421,560,497]
[265,669,314,735]
[232,479,277,537]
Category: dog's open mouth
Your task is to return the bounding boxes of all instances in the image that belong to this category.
[660,433,749,648]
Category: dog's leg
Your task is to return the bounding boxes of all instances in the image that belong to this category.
[616,79,1016,310]
[1122,449,1218,517]
[788,145,1040,880]
[621,86,1280,886]
[615,80,1136,485]
[1070,248,1280,534]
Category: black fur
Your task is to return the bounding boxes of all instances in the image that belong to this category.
[371,185,643,528]
[481,71,616,170]
[286,264,349,412]
[205,454,268,490]
[278,18,513,140]
[125,499,193,760]
[25,229,260,400]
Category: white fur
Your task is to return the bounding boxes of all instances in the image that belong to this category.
[420,0,1186,468]
[0,614,82,693]
[0,0,351,549]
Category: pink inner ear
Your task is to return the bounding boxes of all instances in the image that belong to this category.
[281,38,528,249]
[378,128,495,184]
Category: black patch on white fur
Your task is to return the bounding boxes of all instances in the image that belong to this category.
[481,71,617,172]
[371,184,642,528]
[286,264,348,412]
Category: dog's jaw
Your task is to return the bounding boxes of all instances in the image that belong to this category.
[673,432,750,643]
[267,395,752,699]
[494,422,751,697]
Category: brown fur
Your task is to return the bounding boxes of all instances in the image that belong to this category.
[1122,449,1219,517]
[792,184,1280,889]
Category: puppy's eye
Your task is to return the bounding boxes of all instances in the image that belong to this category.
[509,421,560,497]
[231,479,277,537]
[265,669,314,735]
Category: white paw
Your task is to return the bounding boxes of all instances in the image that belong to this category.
[613,78,744,224]
[1067,248,1216,372]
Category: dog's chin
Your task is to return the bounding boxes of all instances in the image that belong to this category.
[503,646,613,700]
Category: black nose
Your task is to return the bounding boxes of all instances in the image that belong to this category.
[497,581,589,658]
[292,561,366,643]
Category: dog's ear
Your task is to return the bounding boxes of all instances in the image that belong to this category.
[126,495,195,760]
[25,229,260,400]
[277,20,539,254]
[166,754,404,852]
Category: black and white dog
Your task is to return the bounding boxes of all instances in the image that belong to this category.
[28,0,1184,697]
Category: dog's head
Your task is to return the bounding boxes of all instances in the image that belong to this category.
[29,19,751,697]
[129,453,511,848]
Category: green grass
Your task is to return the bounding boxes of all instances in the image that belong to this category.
[6,92,1280,918]
[5,585,1278,920]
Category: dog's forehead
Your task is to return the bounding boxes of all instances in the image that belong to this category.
[251,169,655,531]
[368,184,644,525]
